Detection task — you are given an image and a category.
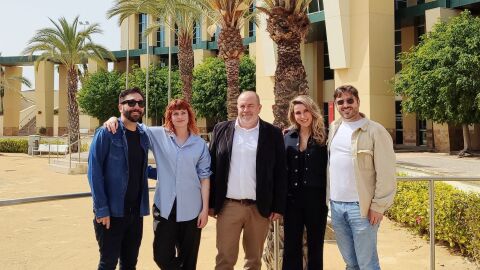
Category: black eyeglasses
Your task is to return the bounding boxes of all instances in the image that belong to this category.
[121,99,145,108]
[335,98,355,106]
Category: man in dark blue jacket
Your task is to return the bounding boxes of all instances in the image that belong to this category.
[88,87,150,270]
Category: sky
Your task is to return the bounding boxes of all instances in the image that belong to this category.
[0,0,121,89]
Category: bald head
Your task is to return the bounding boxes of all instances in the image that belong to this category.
[237,91,262,129]
[238,91,260,105]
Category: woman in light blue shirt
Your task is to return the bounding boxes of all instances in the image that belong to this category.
[105,99,211,270]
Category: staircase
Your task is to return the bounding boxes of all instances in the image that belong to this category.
[18,117,36,135]
[48,152,88,175]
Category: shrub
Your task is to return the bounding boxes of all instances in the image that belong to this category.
[0,138,28,153]
[386,181,480,263]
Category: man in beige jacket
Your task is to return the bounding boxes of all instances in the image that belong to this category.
[328,85,396,270]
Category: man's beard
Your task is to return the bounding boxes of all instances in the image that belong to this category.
[124,110,144,122]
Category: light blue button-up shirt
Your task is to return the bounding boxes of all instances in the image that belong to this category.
[147,126,211,222]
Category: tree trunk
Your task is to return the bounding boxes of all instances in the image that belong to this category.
[272,40,309,128]
[459,124,472,157]
[178,36,194,103]
[67,67,80,153]
[225,58,241,120]
[218,26,244,120]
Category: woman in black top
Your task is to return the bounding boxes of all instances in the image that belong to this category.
[283,95,328,270]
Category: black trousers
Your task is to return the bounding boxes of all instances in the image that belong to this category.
[153,203,201,270]
[93,215,143,270]
[282,187,328,270]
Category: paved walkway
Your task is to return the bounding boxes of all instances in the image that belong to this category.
[0,152,478,269]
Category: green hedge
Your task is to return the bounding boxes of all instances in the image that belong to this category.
[386,181,480,262]
[0,138,28,153]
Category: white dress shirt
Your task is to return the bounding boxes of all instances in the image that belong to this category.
[226,119,259,200]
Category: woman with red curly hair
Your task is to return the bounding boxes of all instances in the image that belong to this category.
[104,99,211,270]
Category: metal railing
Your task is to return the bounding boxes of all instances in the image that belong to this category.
[391,176,480,270]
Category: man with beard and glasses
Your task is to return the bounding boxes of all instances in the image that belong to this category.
[328,85,396,270]
[88,87,151,270]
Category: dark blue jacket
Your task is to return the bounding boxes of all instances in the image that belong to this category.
[87,119,150,218]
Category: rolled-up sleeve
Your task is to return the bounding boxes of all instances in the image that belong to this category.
[197,142,212,180]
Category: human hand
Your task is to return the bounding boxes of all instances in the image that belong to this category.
[96,216,111,229]
[197,209,209,228]
[368,209,383,225]
[103,117,119,134]
[269,212,282,221]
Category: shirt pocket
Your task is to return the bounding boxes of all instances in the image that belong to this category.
[110,139,124,160]
[357,149,374,170]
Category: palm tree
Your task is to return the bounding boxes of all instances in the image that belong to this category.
[257,0,311,128]
[107,0,203,103]
[256,1,312,268]
[200,0,257,120]
[23,17,113,151]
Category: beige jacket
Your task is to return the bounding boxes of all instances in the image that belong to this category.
[327,114,397,217]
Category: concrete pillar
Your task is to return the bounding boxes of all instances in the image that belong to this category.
[140,54,159,69]
[254,12,276,122]
[425,7,462,152]
[113,60,138,74]
[2,66,23,136]
[58,65,68,136]
[87,59,108,73]
[400,26,417,145]
[471,124,480,150]
[35,61,54,136]
[325,0,396,137]
[301,41,324,107]
[121,15,138,50]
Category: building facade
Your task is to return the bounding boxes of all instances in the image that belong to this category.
[1,0,479,151]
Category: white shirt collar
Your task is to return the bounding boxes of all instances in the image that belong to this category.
[235,118,260,132]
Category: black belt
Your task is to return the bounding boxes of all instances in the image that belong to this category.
[226,198,256,205]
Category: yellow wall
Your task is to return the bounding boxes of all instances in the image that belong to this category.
[0,116,3,136]
[301,41,324,105]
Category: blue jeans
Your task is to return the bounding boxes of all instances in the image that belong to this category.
[330,200,380,270]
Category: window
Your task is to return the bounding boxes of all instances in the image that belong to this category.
[308,0,324,14]
[414,16,425,45]
[193,21,201,45]
[138,13,147,49]
[418,119,427,146]
[395,19,402,73]
[248,3,256,37]
[156,19,165,47]
[395,0,407,10]
[395,100,404,144]
[324,42,334,80]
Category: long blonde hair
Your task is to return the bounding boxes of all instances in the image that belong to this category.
[287,95,326,145]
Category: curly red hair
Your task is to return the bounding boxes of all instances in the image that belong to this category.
[164,99,199,135]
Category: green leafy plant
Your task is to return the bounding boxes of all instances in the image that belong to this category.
[128,65,182,124]
[78,70,125,123]
[0,138,28,153]
[191,55,255,123]
[393,11,480,156]
[386,181,480,263]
